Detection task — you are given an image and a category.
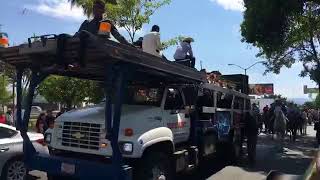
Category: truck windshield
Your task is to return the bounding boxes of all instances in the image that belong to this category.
[103,86,164,107]
[125,86,164,106]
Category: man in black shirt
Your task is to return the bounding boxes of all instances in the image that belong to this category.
[76,0,130,45]
[245,111,258,166]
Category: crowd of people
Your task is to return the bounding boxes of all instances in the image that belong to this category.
[253,100,320,146]
[0,108,65,135]
[0,109,13,126]
[34,110,64,134]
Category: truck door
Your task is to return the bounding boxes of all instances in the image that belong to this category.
[162,88,190,144]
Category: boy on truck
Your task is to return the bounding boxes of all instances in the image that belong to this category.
[76,0,129,45]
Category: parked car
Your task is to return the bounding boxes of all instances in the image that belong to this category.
[0,123,48,180]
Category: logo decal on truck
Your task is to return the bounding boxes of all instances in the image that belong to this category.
[71,132,85,139]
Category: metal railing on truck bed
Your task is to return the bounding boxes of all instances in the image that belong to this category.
[0,33,205,83]
[0,33,205,180]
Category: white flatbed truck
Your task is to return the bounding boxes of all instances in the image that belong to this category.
[0,33,251,180]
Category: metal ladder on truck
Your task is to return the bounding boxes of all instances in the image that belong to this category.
[0,33,205,180]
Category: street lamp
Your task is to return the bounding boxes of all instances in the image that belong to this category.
[228,61,265,75]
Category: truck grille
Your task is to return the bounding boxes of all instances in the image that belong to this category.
[61,122,101,150]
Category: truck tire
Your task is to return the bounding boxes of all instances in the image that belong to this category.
[136,152,173,180]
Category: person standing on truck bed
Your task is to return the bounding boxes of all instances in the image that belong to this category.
[76,0,130,46]
[174,37,196,68]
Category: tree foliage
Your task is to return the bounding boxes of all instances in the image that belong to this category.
[303,101,315,109]
[0,74,11,111]
[68,0,117,17]
[106,0,171,42]
[314,93,320,108]
[264,94,287,101]
[161,35,187,50]
[241,0,320,91]
[38,76,104,109]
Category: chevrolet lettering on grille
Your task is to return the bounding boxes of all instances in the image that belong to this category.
[71,132,85,139]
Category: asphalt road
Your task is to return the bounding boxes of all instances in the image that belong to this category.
[208,125,318,180]
[28,126,318,180]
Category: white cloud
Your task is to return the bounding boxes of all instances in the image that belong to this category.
[210,0,244,12]
[25,0,86,22]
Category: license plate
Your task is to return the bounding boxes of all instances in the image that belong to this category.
[61,163,75,175]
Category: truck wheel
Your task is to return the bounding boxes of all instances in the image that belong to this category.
[136,152,173,180]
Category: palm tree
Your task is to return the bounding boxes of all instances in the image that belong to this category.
[68,0,117,17]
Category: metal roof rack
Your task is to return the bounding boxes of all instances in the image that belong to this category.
[0,34,205,84]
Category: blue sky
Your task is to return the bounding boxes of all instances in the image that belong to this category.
[0,0,317,99]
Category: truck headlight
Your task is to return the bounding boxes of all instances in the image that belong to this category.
[45,133,52,144]
[119,142,133,154]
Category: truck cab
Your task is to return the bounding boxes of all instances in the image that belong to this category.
[47,85,191,159]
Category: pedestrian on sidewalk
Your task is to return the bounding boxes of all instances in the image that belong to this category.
[273,101,287,151]
[245,110,258,166]
[314,120,320,147]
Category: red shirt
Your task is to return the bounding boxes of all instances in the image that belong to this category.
[0,115,6,124]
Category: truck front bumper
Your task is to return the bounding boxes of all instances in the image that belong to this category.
[25,153,132,180]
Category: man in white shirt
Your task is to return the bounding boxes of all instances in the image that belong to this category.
[174,37,195,67]
[142,25,161,57]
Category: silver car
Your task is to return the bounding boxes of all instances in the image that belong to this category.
[0,124,48,180]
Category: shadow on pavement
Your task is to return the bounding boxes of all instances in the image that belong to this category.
[177,156,231,180]
[245,133,317,176]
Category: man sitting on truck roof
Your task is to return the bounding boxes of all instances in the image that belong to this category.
[76,0,130,46]
[142,25,162,57]
[174,37,195,68]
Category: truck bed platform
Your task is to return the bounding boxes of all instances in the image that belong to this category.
[0,35,206,84]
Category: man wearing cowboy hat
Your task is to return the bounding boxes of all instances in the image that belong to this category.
[174,37,195,68]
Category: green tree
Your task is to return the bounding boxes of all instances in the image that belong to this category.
[0,74,11,112]
[161,35,187,50]
[303,101,315,109]
[38,76,104,109]
[106,0,171,42]
[264,94,287,102]
[314,94,320,108]
[69,0,117,16]
[241,0,320,92]
[69,0,171,43]
[0,61,34,108]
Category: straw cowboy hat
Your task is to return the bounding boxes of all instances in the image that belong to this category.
[183,37,194,42]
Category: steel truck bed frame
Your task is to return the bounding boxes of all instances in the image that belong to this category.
[0,34,204,180]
